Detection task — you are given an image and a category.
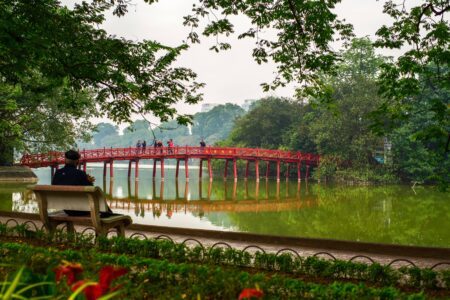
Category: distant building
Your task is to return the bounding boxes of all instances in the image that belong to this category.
[241,99,257,111]
[201,103,220,112]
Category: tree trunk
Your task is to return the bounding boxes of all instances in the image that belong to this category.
[0,143,14,166]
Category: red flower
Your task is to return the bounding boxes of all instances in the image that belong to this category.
[54,261,83,285]
[71,266,128,300]
[72,280,103,300]
[98,266,128,290]
[238,288,264,300]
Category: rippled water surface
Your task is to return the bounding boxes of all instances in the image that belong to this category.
[1,164,449,247]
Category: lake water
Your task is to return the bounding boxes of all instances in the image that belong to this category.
[1,165,449,248]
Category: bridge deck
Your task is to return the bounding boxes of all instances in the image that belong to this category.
[20,146,320,181]
[21,146,319,166]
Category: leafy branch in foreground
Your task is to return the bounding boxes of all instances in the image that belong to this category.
[182,0,354,99]
[0,0,203,163]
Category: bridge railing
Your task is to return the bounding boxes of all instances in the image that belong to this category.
[20,146,320,167]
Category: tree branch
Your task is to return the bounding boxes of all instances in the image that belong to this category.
[286,0,304,36]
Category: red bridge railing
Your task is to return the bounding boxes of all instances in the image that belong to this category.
[20,146,320,168]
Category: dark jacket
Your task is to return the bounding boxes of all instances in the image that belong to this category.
[52,165,93,186]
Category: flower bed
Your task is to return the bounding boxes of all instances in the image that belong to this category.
[0,224,449,298]
[0,242,431,299]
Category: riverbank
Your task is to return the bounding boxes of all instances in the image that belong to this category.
[0,166,37,183]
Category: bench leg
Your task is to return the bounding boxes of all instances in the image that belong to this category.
[66,222,75,240]
[116,224,125,237]
[45,221,58,236]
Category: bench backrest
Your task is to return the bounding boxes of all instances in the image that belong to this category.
[30,185,108,213]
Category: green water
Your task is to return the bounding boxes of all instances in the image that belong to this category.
[0,165,449,247]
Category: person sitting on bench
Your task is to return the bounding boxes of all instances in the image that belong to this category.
[52,150,113,217]
[52,150,93,186]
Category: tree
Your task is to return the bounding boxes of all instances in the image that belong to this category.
[0,0,202,164]
[309,38,386,165]
[226,97,304,149]
[0,74,94,164]
[387,78,450,184]
[192,104,245,144]
[372,0,449,154]
[92,123,119,146]
[369,1,449,186]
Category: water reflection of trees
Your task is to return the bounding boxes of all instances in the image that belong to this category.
[224,185,450,247]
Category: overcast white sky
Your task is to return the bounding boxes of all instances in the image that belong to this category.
[65,0,420,123]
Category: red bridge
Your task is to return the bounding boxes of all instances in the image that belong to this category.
[20,146,319,182]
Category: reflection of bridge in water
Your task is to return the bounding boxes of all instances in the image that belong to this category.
[104,179,316,215]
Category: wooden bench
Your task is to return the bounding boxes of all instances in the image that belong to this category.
[30,185,132,237]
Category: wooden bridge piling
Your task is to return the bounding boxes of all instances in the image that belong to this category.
[175,159,180,178]
[276,180,280,199]
[244,160,249,180]
[135,179,139,199]
[135,160,139,180]
[297,162,301,182]
[255,181,259,200]
[224,159,229,180]
[265,161,270,180]
[185,158,189,181]
[276,161,280,182]
[111,161,114,179]
[207,159,213,181]
[233,159,237,181]
[109,178,113,196]
[255,160,260,182]
[127,161,132,178]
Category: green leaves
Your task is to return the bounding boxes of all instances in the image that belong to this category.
[183,0,354,95]
[203,19,234,37]
[0,0,204,162]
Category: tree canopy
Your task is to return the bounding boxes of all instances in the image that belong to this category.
[225,97,304,149]
[0,0,202,163]
[224,38,446,185]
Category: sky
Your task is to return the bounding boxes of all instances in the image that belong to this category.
[65,0,420,124]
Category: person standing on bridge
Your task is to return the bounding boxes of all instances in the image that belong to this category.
[142,140,146,153]
[136,140,141,154]
[200,139,206,153]
[167,139,174,154]
[157,140,163,154]
[153,139,157,154]
[52,150,94,186]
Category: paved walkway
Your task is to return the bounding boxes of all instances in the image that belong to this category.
[1,216,449,270]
